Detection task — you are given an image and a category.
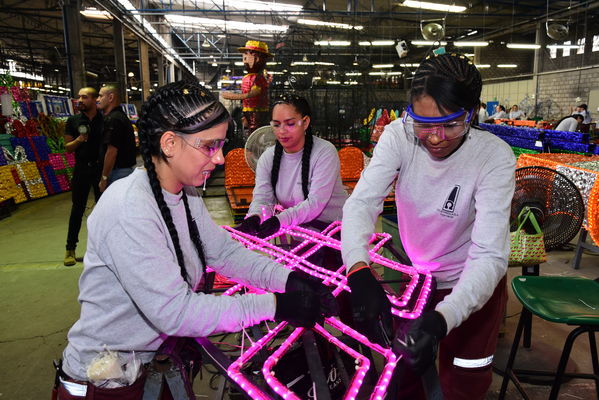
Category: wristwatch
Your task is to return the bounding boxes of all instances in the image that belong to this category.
[101,175,108,181]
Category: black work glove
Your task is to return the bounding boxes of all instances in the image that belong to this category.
[256,216,281,238]
[274,291,321,327]
[235,215,261,235]
[393,310,447,375]
[286,270,339,318]
[347,267,393,346]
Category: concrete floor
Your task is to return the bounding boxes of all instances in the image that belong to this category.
[0,183,598,399]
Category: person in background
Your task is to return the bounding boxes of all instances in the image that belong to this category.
[489,104,508,120]
[96,84,137,192]
[342,53,515,399]
[572,103,592,124]
[56,81,335,399]
[477,102,489,124]
[555,113,584,132]
[236,93,348,239]
[508,104,525,120]
[63,87,103,267]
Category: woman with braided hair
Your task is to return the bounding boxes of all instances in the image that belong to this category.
[342,53,515,399]
[236,93,348,238]
[56,81,336,399]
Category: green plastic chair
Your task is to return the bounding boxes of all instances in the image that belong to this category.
[499,276,599,400]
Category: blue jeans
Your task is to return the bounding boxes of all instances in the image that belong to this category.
[108,167,134,186]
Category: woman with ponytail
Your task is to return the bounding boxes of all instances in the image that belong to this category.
[342,53,516,399]
[237,94,348,238]
[57,81,336,399]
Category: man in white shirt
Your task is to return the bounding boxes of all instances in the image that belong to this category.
[555,114,584,132]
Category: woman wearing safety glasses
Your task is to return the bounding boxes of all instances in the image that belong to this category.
[236,94,348,239]
[56,82,336,399]
[342,53,515,399]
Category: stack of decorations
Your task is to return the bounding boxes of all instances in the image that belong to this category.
[481,123,598,155]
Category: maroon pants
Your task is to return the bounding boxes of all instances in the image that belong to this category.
[57,374,174,400]
[395,275,507,400]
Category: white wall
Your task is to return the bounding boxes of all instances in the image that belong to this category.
[480,78,537,115]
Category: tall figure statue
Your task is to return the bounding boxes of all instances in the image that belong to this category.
[222,40,272,134]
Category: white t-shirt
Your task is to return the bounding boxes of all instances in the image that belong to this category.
[556,116,580,132]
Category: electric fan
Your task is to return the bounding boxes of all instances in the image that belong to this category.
[244,125,276,171]
[420,19,445,41]
[546,21,569,41]
[511,166,584,250]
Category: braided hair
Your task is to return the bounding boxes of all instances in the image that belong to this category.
[410,52,482,116]
[137,80,229,284]
[270,94,313,200]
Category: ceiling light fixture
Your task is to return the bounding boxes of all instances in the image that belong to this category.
[80,7,113,20]
[373,64,394,68]
[546,44,580,49]
[411,40,447,46]
[345,72,362,76]
[399,63,420,67]
[368,71,386,76]
[454,41,489,47]
[475,64,491,68]
[314,40,351,46]
[507,43,541,49]
[371,40,396,46]
[202,40,210,48]
[218,0,302,12]
[401,1,466,13]
[165,14,288,33]
[497,64,517,68]
[297,19,363,30]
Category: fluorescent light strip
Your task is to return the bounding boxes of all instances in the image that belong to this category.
[234,61,244,66]
[0,68,44,81]
[290,71,308,75]
[497,64,517,68]
[314,40,351,46]
[117,1,192,73]
[291,61,314,66]
[267,71,284,75]
[327,80,341,84]
[454,41,488,47]
[411,40,447,46]
[368,71,386,76]
[214,0,302,12]
[166,14,287,32]
[399,63,420,67]
[345,72,362,76]
[475,64,491,68]
[507,43,541,49]
[297,19,363,30]
[80,7,113,20]
[371,40,396,46]
[373,64,394,68]
[546,44,580,49]
[401,1,466,13]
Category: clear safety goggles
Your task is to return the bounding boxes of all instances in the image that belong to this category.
[402,105,474,141]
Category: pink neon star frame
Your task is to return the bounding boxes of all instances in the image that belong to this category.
[211,221,432,399]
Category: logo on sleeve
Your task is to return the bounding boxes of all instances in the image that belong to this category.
[440,185,460,217]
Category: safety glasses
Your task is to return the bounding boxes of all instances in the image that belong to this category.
[177,134,228,157]
[402,105,474,141]
[269,117,306,131]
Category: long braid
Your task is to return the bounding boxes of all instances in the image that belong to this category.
[300,127,314,199]
[182,192,208,290]
[270,141,284,200]
[411,52,482,112]
[138,114,189,282]
[138,80,229,286]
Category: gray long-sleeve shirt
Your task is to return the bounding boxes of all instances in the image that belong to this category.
[248,136,348,226]
[62,168,291,380]
[341,121,515,332]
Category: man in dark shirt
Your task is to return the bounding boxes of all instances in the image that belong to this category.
[64,87,104,266]
[97,84,137,192]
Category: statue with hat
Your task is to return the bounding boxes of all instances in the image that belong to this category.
[222,40,272,134]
